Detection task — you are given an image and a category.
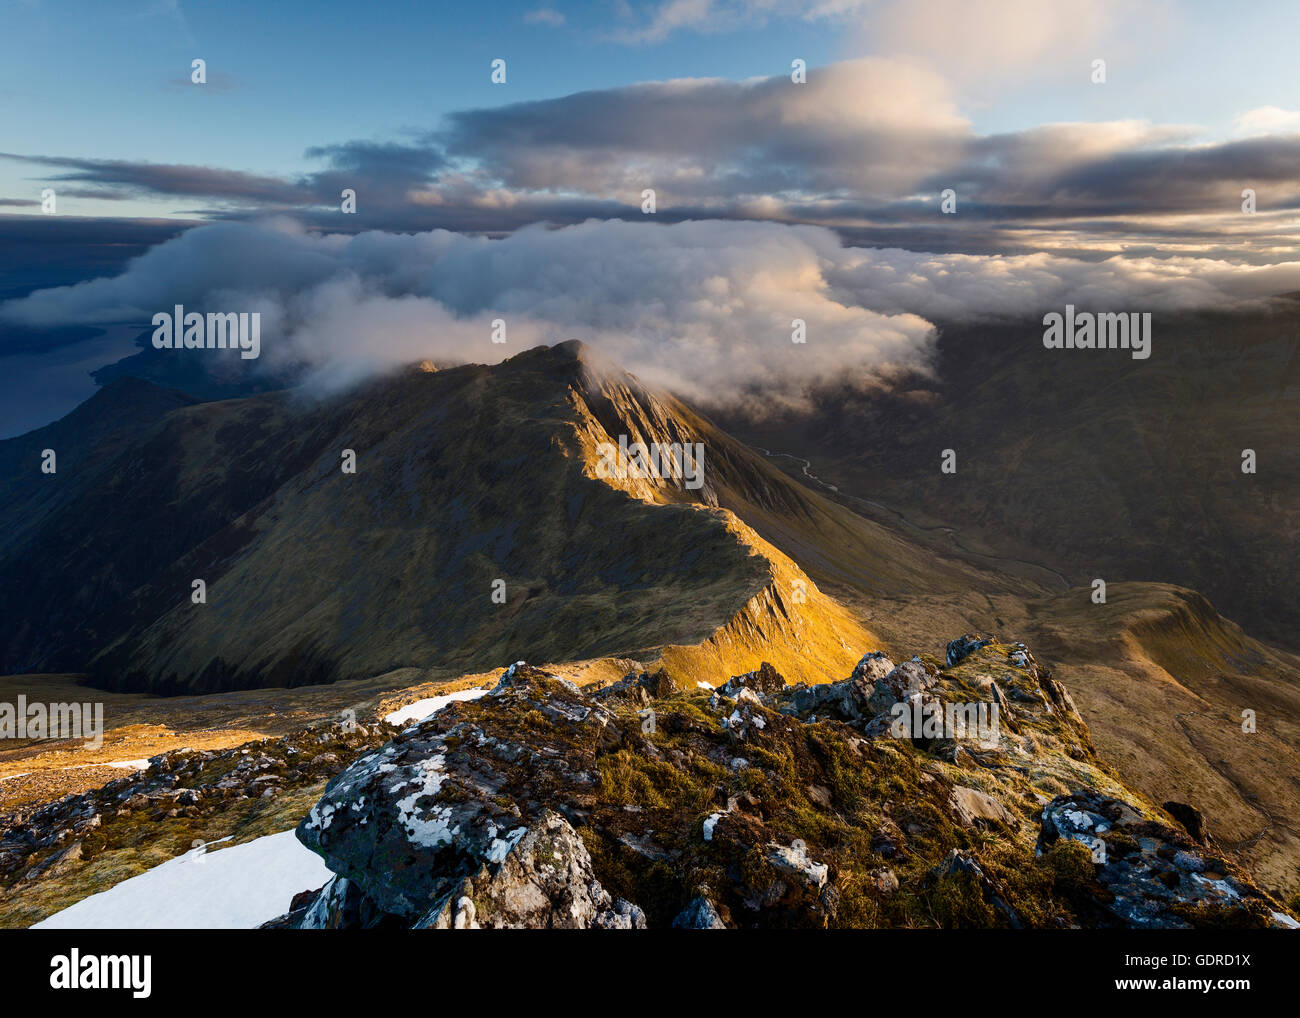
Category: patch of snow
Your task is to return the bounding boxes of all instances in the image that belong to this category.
[31,830,331,929]
[1270,911,1300,929]
[703,812,723,842]
[385,687,489,727]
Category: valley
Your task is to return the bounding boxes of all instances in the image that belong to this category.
[1,340,1297,927]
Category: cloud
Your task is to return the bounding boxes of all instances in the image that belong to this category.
[524,7,566,26]
[606,0,871,44]
[4,218,1296,417]
[865,0,1139,89]
[439,57,970,203]
[0,152,313,205]
[6,52,1300,259]
[1233,106,1300,138]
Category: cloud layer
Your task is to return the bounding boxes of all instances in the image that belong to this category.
[8,49,1300,260]
[5,217,1297,415]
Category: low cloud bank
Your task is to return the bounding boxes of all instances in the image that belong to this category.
[4,217,1296,413]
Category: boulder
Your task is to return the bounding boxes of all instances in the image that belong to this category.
[1162,801,1207,845]
[413,810,645,929]
[851,651,896,682]
[946,635,992,667]
[1038,791,1284,928]
[950,785,1016,829]
[717,661,787,699]
[672,894,728,929]
[765,839,828,889]
[864,658,941,717]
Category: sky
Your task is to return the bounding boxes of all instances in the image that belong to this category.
[3,0,1300,434]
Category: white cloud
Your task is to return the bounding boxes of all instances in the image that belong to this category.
[3,217,1295,414]
[523,6,566,26]
[1233,106,1300,137]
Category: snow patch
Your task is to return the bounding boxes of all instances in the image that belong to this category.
[31,830,331,929]
[385,687,489,727]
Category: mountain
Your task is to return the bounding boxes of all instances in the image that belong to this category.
[3,340,1298,915]
[0,341,904,693]
[722,301,1300,651]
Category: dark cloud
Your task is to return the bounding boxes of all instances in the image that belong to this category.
[0,152,314,205]
[4,59,1300,260]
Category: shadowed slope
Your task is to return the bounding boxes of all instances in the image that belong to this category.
[0,343,880,692]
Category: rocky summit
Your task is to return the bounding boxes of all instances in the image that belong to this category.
[271,646,1298,930]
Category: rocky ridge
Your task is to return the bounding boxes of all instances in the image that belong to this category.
[274,641,1299,929]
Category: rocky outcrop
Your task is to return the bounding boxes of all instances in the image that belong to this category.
[672,893,728,929]
[1,717,387,914]
[413,811,646,929]
[275,645,1297,930]
[716,661,787,698]
[1037,791,1283,928]
[946,635,992,667]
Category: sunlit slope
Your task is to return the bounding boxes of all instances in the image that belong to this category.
[0,342,896,693]
[725,301,1300,651]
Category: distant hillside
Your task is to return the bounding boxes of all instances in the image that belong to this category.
[724,302,1300,651]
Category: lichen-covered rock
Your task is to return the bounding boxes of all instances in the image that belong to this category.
[864,658,942,717]
[766,839,828,889]
[296,662,619,920]
[594,666,682,706]
[412,810,645,929]
[672,894,728,929]
[717,661,787,699]
[1037,791,1286,928]
[946,635,992,667]
[851,651,895,682]
[950,786,1016,829]
[279,649,1296,930]
[298,875,361,929]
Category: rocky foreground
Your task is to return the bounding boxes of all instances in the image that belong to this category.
[270,641,1299,930]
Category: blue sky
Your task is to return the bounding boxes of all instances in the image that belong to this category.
[4,0,1300,437]
[4,0,1300,220]
[2,0,836,217]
